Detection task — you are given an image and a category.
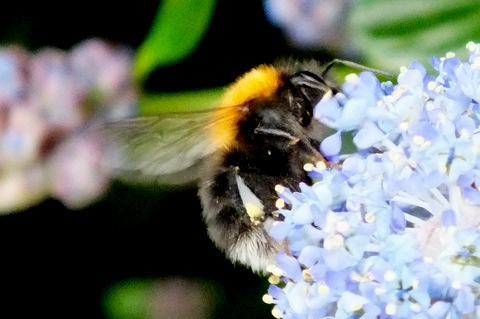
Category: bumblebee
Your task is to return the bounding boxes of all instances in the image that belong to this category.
[104,60,338,273]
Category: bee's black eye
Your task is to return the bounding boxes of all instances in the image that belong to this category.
[287,71,330,126]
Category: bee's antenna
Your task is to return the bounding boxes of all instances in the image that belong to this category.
[322,59,393,79]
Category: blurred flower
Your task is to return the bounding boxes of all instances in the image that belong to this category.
[149,277,219,319]
[263,0,350,52]
[265,42,480,318]
[0,39,138,212]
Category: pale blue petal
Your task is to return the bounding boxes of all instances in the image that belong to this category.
[320,131,342,158]
[285,282,310,315]
[427,301,450,318]
[277,253,303,281]
[298,245,322,267]
[292,203,315,225]
[314,95,342,126]
[336,97,369,131]
[353,122,385,149]
[454,287,475,314]
[323,248,357,271]
[270,221,291,241]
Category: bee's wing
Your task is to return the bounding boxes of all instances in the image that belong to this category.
[101,111,218,185]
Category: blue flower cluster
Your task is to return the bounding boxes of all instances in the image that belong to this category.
[265,42,480,318]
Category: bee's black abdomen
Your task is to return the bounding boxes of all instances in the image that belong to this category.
[198,143,315,273]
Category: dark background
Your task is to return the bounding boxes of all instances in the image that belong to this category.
[0,1,332,318]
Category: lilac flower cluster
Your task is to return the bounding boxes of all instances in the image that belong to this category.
[265,42,480,318]
[0,39,137,211]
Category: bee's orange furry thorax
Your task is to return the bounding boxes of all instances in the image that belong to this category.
[210,65,283,150]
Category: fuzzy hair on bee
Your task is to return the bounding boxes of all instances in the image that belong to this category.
[102,60,341,274]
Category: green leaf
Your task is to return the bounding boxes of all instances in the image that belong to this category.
[349,0,480,72]
[139,87,224,115]
[102,279,152,319]
[134,0,217,82]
